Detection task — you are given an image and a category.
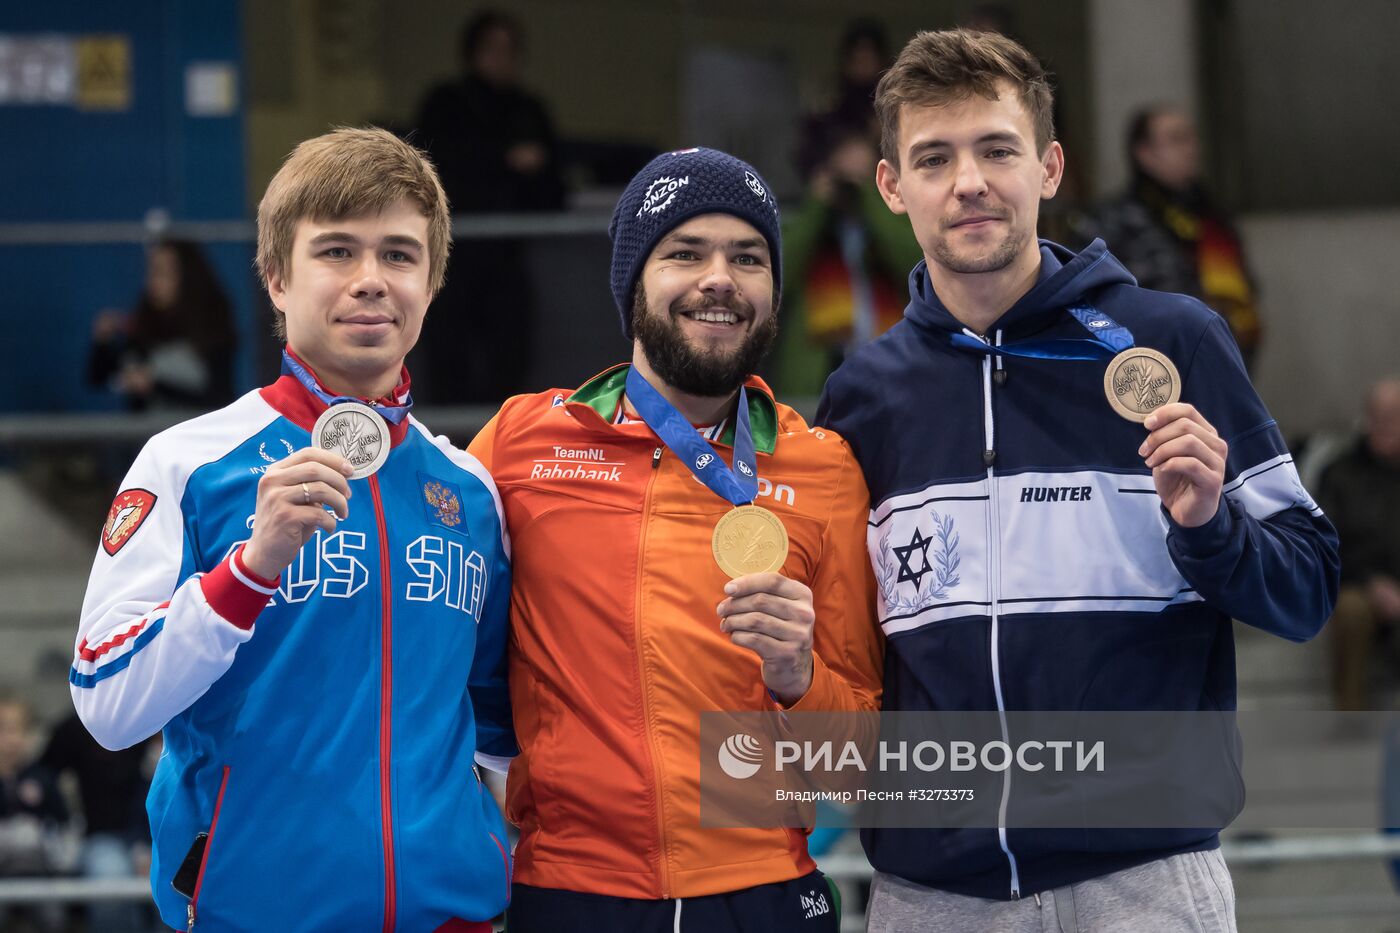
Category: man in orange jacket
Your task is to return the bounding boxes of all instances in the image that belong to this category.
[468,147,883,932]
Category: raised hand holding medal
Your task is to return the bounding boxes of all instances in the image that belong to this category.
[241,351,415,579]
[1074,317,1225,529]
[624,366,814,704]
[1086,320,1223,528]
[952,307,1225,528]
[1138,400,1229,528]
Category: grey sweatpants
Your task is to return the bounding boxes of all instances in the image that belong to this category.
[866,849,1237,932]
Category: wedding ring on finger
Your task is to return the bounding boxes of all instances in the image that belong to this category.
[301,482,311,506]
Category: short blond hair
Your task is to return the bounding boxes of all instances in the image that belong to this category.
[256,127,451,337]
[876,29,1055,167]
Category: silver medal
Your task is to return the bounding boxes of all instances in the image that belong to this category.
[311,401,390,479]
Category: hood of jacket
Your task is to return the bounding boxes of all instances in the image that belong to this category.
[904,238,1137,340]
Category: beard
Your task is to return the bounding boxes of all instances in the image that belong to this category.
[929,204,1028,275]
[631,285,779,398]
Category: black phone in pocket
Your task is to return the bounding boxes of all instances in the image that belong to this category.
[171,832,209,899]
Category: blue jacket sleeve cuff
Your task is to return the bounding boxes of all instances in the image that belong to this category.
[1164,496,1234,556]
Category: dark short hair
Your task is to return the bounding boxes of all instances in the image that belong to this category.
[875,28,1055,167]
[133,239,234,353]
[460,10,522,65]
[1126,104,1179,173]
[839,18,889,62]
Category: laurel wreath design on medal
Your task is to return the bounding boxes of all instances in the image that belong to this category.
[312,401,389,479]
[1103,348,1182,423]
[712,505,789,579]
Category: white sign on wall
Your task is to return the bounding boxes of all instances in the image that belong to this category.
[185,61,237,117]
[0,35,77,105]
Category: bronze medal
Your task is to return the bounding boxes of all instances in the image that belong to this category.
[712,505,789,579]
[1104,348,1182,423]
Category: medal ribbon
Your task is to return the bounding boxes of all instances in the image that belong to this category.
[280,350,413,425]
[625,366,758,506]
[949,306,1135,361]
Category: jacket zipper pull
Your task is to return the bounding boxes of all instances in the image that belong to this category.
[652,447,663,469]
[187,903,195,931]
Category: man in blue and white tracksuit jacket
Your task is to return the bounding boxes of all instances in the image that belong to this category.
[70,128,515,932]
[817,237,1340,904]
[818,29,1339,925]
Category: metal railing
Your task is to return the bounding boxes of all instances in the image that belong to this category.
[0,406,499,448]
[0,210,613,246]
[1,833,1397,905]
[0,399,825,448]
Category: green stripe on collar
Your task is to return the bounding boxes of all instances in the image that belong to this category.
[569,364,778,454]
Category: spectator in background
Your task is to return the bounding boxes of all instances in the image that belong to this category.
[41,714,156,933]
[88,239,236,411]
[1092,105,1264,370]
[0,694,69,933]
[776,127,920,396]
[963,2,1017,35]
[778,20,917,396]
[414,10,566,404]
[1318,378,1400,710]
[417,10,565,216]
[796,18,888,182]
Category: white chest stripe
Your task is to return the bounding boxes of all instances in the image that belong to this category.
[868,458,1312,637]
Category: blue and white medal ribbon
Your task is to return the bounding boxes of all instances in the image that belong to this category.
[624,366,788,577]
[280,350,413,424]
[625,365,758,505]
[283,350,399,478]
[945,308,1182,424]
[949,306,1135,361]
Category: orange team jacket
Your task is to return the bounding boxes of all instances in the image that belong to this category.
[468,363,884,900]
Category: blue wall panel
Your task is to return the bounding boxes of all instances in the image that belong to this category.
[0,1,250,413]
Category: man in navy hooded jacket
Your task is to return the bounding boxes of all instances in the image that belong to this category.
[816,30,1339,930]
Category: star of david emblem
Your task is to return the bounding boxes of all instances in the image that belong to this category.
[892,528,934,588]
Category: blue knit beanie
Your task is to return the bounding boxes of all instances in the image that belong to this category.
[609,147,782,340]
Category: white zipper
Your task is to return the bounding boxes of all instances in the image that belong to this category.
[974,327,1022,899]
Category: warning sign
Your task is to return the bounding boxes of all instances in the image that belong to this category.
[76,35,130,111]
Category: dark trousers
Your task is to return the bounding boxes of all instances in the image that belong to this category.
[507,869,840,933]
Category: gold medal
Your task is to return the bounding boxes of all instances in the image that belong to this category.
[1103,348,1181,423]
[712,505,789,579]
